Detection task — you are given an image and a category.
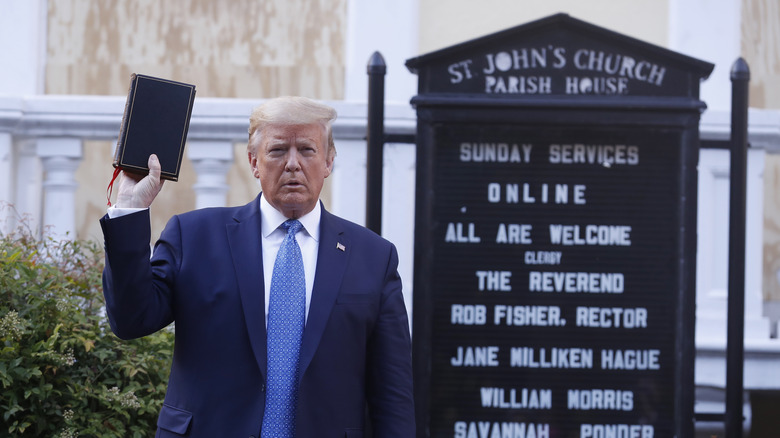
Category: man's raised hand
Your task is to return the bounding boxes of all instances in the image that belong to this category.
[115,154,165,208]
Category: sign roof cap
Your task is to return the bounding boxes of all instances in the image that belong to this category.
[406,12,714,79]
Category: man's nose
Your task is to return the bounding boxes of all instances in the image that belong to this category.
[284,149,302,171]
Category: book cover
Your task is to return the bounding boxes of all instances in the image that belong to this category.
[113,74,197,181]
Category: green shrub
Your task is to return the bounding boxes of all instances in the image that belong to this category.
[0,223,173,438]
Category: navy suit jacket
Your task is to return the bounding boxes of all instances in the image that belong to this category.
[100,196,415,437]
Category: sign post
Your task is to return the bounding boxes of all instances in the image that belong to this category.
[407,14,713,438]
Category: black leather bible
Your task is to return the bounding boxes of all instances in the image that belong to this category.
[113,74,196,181]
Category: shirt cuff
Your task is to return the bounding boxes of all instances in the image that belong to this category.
[107,206,148,219]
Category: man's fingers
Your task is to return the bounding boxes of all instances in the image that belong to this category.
[122,170,143,183]
[113,155,164,208]
[148,154,162,181]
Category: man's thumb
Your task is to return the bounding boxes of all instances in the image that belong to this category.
[148,154,162,181]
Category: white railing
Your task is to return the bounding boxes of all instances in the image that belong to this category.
[0,95,417,236]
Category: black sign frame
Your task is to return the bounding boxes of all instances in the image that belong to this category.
[408,13,713,438]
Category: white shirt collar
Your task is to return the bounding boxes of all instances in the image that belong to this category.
[259,193,321,241]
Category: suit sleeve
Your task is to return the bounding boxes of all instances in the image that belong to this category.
[366,243,416,437]
[100,210,181,340]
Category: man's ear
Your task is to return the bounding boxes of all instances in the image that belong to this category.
[248,152,260,179]
[324,155,334,178]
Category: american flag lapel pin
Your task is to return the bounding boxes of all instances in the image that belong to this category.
[336,242,346,252]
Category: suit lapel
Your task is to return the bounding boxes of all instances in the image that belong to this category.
[299,208,348,380]
[226,196,267,378]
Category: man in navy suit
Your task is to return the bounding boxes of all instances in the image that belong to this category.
[101,96,415,437]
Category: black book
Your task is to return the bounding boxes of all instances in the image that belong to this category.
[113,74,196,181]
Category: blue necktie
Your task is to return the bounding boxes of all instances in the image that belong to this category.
[262,219,305,438]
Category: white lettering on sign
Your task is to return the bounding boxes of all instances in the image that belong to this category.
[476,271,512,291]
[459,143,532,163]
[572,49,666,86]
[528,272,624,293]
[482,48,566,73]
[548,144,639,165]
[580,424,654,438]
[548,224,632,246]
[445,222,481,243]
[567,389,634,411]
[565,76,629,95]
[575,307,648,328]
[485,75,552,94]
[447,59,475,84]
[444,46,669,96]
[601,349,660,370]
[451,304,487,325]
[524,251,562,265]
[496,223,533,244]
[487,183,586,204]
[494,305,565,327]
[510,347,594,369]
[451,346,499,367]
[454,421,551,438]
[480,387,552,409]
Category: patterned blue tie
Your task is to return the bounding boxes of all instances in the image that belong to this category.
[262,219,305,438]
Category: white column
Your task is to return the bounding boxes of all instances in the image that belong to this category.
[342,0,420,326]
[15,140,43,237]
[330,138,367,225]
[0,0,47,95]
[188,140,234,209]
[668,0,741,111]
[37,138,82,239]
[0,133,14,235]
[344,0,419,104]
[381,141,417,319]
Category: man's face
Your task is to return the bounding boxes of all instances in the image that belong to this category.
[249,123,333,219]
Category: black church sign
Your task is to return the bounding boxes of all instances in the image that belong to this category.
[407,14,713,438]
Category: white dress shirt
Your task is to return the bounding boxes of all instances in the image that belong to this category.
[259,194,320,327]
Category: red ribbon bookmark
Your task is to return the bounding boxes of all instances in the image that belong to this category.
[106,167,121,206]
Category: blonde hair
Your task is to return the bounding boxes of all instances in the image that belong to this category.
[248,96,337,159]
